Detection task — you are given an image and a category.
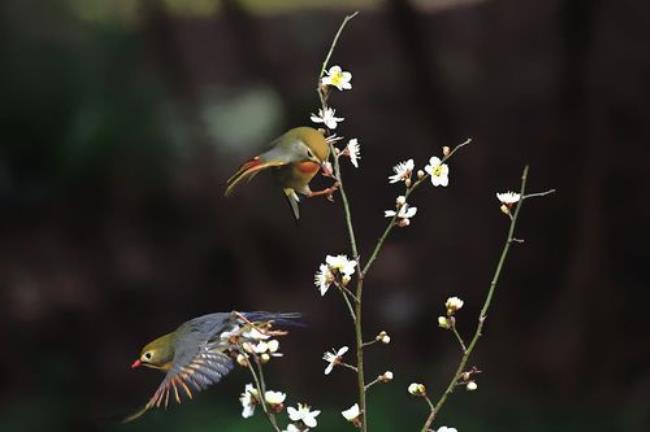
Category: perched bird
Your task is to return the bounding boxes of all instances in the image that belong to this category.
[225,126,335,220]
[124,311,300,422]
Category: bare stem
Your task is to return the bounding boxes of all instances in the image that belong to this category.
[523,189,556,199]
[451,325,468,353]
[421,165,553,430]
[339,287,357,322]
[318,11,359,79]
[422,395,436,432]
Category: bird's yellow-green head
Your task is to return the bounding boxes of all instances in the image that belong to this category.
[131,333,175,371]
[286,127,330,164]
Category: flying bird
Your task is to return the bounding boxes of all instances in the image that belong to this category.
[124,311,300,422]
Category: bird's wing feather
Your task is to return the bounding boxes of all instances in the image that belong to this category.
[149,340,233,408]
[124,338,233,422]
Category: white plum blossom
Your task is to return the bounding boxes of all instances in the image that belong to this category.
[326,254,357,278]
[424,156,450,187]
[388,159,415,184]
[321,65,352,91]
[346,138,361,168]
[385,202,418,227]
[314,254,357,296]
[314,264,335,296]
[287,403,321,428]
[323,346,349,375]
[240,383,259,418]
[496,191,521,205]
[445,296,464,314]
[310,107,344,129]
[341,403,361,421]
[244,339,283,358]
[282,425,302,432]
[264,390,286,405]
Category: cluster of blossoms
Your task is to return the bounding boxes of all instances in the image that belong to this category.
[314,254,357,296]
[240,384,321,431]
[384,154,450,227]
[240,384,287,418]
[311,65,361,170]
[388,156,450,188]
[437,296,464,330]
[221,323,284,366]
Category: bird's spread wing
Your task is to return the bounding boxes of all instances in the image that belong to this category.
[124,340,233,422]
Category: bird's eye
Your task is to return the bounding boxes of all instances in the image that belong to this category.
[307,148,315,158]
[143,352,152,361]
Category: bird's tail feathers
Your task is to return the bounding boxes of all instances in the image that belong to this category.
[243,311,303,327]
[122,405,150,423]
[225,157,284,196]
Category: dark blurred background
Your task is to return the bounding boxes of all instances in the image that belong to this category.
[1,0,649,431]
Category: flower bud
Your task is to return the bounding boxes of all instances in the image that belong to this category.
[466,381,478,391]
[408,383,426,396]
[398,218,411,228]
[445,296,464,315]
[376,330,391,344]
[500,204,510,215]
[405,178,412,188]
[396,195,406,206]
[378,371,394,383]
[417,169,425,179]
[438,316,451,329]
[442,146,450,156]
[260,353,271,364]
[237,353,249,367]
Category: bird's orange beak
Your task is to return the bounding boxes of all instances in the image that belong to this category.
[131,359,142,369]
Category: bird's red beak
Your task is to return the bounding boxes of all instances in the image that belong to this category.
[131,359,142,369]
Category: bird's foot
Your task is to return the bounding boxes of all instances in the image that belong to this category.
[308,182,340,202]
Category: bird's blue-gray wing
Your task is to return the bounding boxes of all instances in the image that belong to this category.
[143,337,234,410]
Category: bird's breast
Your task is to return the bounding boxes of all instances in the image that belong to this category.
[295,161,321,174]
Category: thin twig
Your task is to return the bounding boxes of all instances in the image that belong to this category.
[318,11,360,79]
[361,339,379,348]
[339,287,357,322]
[523,189,556,200]
[451,325,467,353]
[421,395,436,432]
